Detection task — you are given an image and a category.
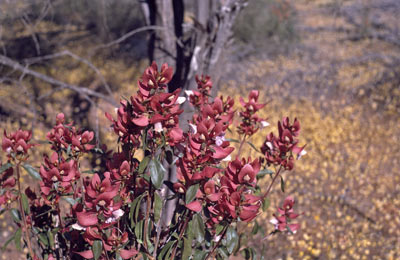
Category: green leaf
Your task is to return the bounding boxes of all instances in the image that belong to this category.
[280,176,285,192]
[22,164,42,181]
[138,156,151,174]
[14,228,22,251]
[154,192,163,223]
[92,240,103,260]
[193,250,207,260]
[251,221,260,235]
[38,233,49,247]
[225,138,240,143]
[21,193,30,214]
[135,220,144,243]
[82,170,96,174]
[10,208,21,223]
[215,224,224,235]
[247,141,260,153]
[226,226,239,254]
[262,197,270,212]
[48,229,54,249]
[185,184,199,205]
[157,240,175,260]
[0,163,12,174]
[182,237,192,260]
[257,169,274,180]
[193,213,205,243]
[217,247,229,259]
[149,159,166,189]
[134,195,145,224]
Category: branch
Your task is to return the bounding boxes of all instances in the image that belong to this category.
[90,25,184,53]
[24,50,113,96]
[0,54,118,107]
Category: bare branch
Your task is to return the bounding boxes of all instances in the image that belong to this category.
[90,25,185,53]
[24,50,113,96]
[0,54,118,107]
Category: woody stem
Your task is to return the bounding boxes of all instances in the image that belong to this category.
[263,165,283,199]
[237,134,247,158]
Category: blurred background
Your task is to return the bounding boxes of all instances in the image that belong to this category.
[0,0,399,259]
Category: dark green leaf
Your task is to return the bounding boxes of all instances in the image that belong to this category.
[10,208,21,223]
[251,221,260,235]
[22,164,42,181]
[193,213,205,243]
[257,169,274,180]
[193,250,207,260]
[0,163,12,174]
[14,228,22,251]
[217,247,229,259]
[157,240,175,260]
[48,229,54,249]
[149,159,166,189]
[154,192,163,223]
[21,193,30,214]
[38,233,49,247]
[280,176,285,192]
[226,226,239,254]
[185,184,199,205]
[139,156,151,174]
[92,240,102,260]
[262,197,270,212]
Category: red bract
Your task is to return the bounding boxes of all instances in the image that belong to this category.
[237,90,268,136]
[2,129,34,157]
[47,113,95,152]
[261,117,306,170]
[270,196,301,234]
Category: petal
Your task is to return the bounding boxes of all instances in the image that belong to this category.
[76,210,98,227]
[185,200,202,212]
[120,248,138,259]
[132,116,149,127]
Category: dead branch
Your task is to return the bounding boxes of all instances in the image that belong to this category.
[90,25,185,54]
[23,50,113,96]
[0,54,118,107]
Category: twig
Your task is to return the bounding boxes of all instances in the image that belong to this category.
[262,165,283,199]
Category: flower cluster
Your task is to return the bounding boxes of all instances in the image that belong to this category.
[261,117,306,170]
[46,113,95,153]
[2,129,34,159]
[106,62,184,149]
[270,196,300,234]
[237,90,269,136]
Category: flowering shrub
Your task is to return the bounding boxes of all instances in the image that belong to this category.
[0,62,305,260]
